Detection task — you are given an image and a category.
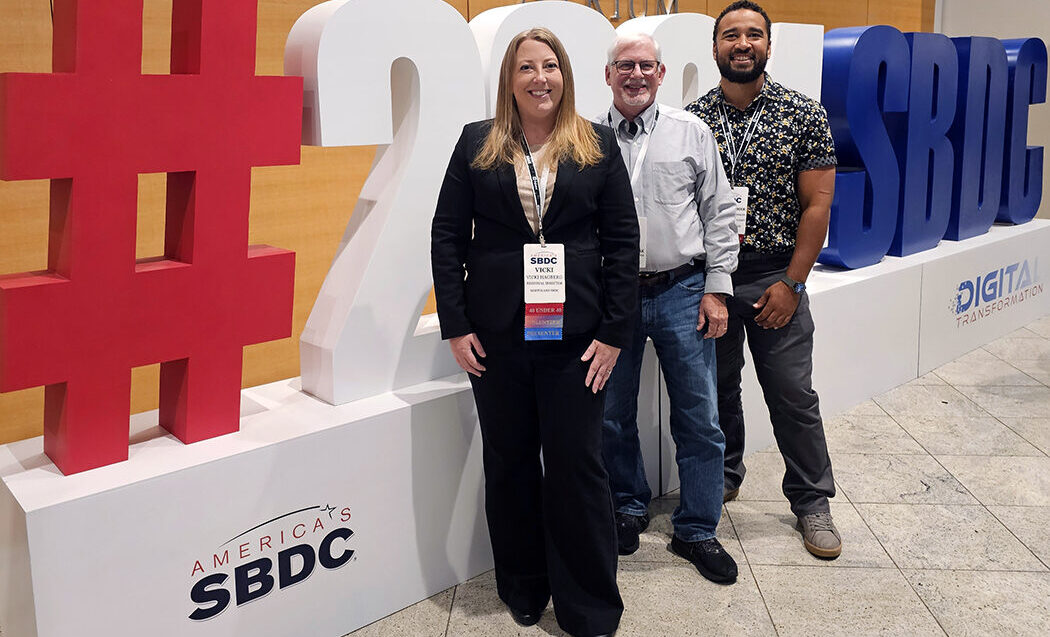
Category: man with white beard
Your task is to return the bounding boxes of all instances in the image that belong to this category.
[595,33,740,584]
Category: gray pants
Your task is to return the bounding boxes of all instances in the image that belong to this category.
[716,253,834,516]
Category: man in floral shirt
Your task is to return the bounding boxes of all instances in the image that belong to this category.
[686,0,841,559]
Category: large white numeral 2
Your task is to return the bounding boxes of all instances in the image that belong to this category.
[286,0,486,405]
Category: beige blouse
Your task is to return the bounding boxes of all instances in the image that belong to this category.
[514,144,558,235]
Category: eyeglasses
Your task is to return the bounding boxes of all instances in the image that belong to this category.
[611,59,660,75]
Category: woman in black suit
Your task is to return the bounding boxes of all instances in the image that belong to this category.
[431,27,638,637]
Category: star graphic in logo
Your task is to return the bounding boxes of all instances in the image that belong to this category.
[321,504,337,519]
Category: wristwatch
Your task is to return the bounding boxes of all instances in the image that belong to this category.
[779,275,805,295]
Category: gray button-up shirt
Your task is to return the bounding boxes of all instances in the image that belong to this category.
[594,103,738,296]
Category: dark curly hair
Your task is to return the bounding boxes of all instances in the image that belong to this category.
[712,1,772,42]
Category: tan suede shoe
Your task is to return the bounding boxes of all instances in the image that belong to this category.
[797,511,842,559]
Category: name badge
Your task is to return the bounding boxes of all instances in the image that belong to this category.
[732,186,749,241]
[523,243,565,340]
[638,217,647,270]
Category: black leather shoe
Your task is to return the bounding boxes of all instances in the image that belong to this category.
[615,511,650,555]
[508,605,543,627]
[670,535,738,584]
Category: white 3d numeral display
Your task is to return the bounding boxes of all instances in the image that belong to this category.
[287,0,486,405]
[288,0,823,405]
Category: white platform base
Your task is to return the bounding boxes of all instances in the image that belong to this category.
[1,379,491,637]
[2,221,1048,636]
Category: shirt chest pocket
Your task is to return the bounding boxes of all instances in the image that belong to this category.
[652,161,695,206]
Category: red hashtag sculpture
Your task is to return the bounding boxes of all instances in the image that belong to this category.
[0,0,301,475]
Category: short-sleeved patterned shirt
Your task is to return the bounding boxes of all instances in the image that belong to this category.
[686,74,837,254]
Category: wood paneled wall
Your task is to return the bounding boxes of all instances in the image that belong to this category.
[0,0,934,445]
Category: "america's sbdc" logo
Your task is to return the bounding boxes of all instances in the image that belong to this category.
[189,503,356,621]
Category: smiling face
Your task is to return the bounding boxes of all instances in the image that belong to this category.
[713,8,770,84]
[511,38,564,127]
[606,38,665,119]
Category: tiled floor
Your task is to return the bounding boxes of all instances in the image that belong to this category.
[348,315,1050,637]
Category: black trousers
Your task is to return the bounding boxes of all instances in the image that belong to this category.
[469,329,623,637]
[716,253,835,516]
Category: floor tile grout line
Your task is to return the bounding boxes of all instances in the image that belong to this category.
[985,324,1050,348]
[708,498,1050,509]
[973,505,1050,573]
[847,499,950,636]
[833,478,853,505]
[865,393,948,467]
[980,344,1006,361]
[1001,358,1050,387]
[954,349,1050,457]
[743,564,1049,573]
[985,412,1050,459]
[879,402,993,508]
[443,585,457,637]
[832,500,1050,509]
[933,330,1049,387]
[645,560,1050,573]
[721,504,781,637]
[947,380,1047,386]
[822,497,981,506]
[879,401,1030,522]
[929,452,1048,461]
[833,450,1043,460]
[858,399,893,419]
[926,322,1050,575]
[781,339,1039,633]
[851,344,1049,630]
[917,375,1050,571]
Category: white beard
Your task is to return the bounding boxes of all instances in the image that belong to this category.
[621,89,650,107]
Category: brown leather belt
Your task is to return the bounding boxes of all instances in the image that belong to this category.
[638,260,704,287]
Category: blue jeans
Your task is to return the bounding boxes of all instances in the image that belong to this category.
[602,268,725,542]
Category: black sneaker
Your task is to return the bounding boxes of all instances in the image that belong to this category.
[615,511,650,555]
[670,535,738,584]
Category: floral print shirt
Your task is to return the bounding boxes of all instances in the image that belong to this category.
[686,74,837,254]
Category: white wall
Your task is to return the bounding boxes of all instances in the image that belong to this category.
[937,0,1050,219]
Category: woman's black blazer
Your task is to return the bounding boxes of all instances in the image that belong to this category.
[431,119,639,349]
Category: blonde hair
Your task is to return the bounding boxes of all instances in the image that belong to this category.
[472,28,602,171]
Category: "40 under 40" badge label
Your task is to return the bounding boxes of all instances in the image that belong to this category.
[523,244,565,340]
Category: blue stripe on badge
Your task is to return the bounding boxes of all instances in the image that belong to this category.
[524,327,563,341]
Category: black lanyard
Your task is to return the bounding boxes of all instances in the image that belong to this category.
[521,134,549,245]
